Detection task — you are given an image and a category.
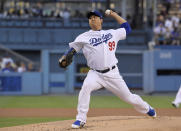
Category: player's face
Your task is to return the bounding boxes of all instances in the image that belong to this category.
[89,15,103,31]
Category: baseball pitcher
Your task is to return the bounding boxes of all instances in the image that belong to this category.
[59,10,157,129]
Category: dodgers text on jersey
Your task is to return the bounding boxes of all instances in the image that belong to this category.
[89,33,113,46]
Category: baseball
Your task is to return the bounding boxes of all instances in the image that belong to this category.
[105,9,111,15]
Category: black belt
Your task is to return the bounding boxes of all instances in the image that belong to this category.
[93,65,116,73]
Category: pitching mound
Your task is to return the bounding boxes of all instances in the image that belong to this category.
[1,116,181,131]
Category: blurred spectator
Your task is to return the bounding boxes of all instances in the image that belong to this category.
[1,62,14,73]
[17,62,26,73]
[1,55,16,69]
[154,23,167,45]
[172,13,180,28]
[156,15,165,26]
[62,8,70,26]
[27,63,36,72]
[62,8,70,19]
[165,16,173,31]
[32,5,43,17]
[170,27,180,45]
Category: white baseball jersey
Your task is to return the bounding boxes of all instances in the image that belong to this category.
[69,28,126,70]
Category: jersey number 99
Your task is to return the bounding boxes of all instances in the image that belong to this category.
[108,41,115,51]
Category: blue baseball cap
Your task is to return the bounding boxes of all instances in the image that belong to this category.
[87,10,103,19]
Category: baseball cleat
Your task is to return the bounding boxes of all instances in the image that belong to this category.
[147,107,156,118]
[172,102,179,108]
[71,120,85,129]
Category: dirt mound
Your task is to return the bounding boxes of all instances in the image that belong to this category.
[1,116,181,131]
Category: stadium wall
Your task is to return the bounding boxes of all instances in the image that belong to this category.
[1,49,181,95]
[0,72,42,95]
[143,49,181,93]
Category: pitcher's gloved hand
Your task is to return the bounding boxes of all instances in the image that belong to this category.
[58,55,72,68]
[58,48,76,68]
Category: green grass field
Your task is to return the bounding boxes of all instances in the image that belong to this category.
[0,95,176,128]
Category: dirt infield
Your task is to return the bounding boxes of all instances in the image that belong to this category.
[0,108,181,131]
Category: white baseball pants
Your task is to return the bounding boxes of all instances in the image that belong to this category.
[76,66,150,123]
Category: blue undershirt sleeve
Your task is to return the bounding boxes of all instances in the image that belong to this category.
[64,47,77,55]
[120,22,132,35]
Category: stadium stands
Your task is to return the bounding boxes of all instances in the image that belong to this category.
[2,0,180,94]
[153,0,181,47]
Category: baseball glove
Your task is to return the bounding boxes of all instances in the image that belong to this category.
[58,48,76,69]
[58,55,72,68]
